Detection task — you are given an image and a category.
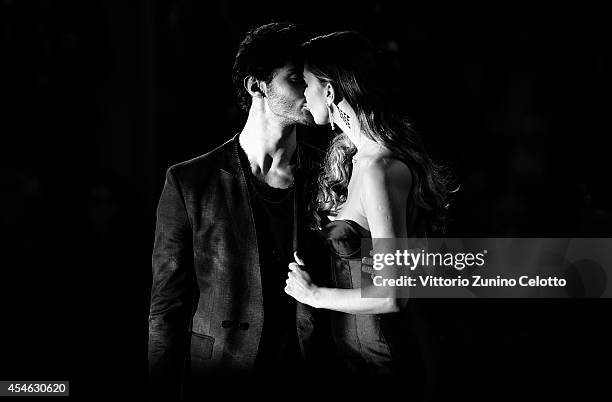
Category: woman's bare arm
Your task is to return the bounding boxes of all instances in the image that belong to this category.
[286,157,412,314]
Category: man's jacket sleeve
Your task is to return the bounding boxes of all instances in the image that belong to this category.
[148,167,195,401]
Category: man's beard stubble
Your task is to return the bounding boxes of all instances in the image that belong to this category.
[267,86,315,127]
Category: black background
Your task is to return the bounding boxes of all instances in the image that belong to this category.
[1,0,610,400]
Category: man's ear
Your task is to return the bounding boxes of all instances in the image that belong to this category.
[244,76,265,98]
[325,82,335,105]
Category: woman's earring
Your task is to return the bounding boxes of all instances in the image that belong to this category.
[327,103,335,130]
[337,105,351,129]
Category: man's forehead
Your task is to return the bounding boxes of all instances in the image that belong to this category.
[275,61,303,75]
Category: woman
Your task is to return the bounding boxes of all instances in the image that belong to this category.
[284,31,452,379]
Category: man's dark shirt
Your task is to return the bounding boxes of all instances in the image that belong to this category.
[237,144,303,374]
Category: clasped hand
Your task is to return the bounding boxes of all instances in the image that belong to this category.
[284,252,320,307]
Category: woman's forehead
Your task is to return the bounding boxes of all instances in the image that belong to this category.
[302,65,317,79]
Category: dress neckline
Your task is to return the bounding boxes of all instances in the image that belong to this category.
[324,218,371,238]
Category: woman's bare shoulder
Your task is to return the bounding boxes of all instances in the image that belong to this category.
[359,153,412,188]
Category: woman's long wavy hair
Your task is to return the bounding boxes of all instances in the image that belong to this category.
[302,31,455,235]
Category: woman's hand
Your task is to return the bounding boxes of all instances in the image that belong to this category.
[285,251,320,307]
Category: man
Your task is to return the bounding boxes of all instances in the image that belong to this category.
[148,22,336,400]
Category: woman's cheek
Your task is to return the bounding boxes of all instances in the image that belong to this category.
[304,89,311,104]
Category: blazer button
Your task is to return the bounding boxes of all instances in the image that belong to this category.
[238,322,249,330]
[221,320,235,328]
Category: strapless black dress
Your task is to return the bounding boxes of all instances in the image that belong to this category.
[320,219,416,378]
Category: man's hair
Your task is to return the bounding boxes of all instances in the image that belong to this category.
[232,22,305,113]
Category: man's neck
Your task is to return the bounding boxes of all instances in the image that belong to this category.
[239,109,298,178]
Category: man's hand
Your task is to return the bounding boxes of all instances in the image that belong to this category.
[361,250,376,278]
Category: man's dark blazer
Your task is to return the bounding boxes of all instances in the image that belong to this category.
[148,132,335,400]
